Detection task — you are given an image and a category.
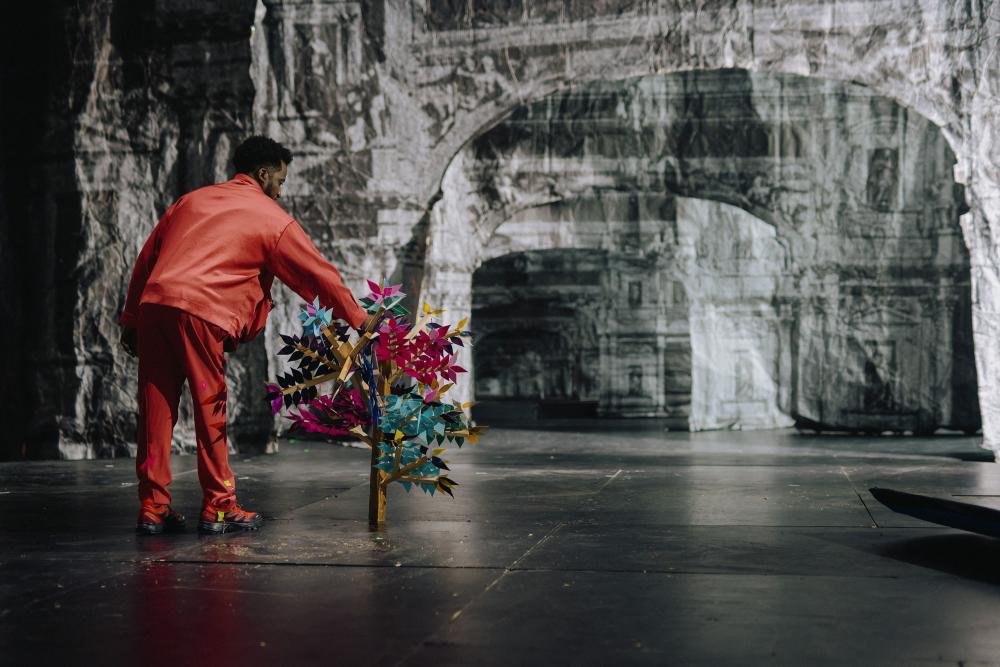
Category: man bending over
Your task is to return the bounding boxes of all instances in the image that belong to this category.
[120,136,367,535]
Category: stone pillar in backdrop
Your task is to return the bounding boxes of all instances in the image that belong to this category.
[1,1,260,458]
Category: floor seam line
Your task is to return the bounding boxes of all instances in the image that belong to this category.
[840,466,879,528]
[105,560,955,580]
[594,469,623,494]
[132,559,507,571]
[16,562,137,613]
[260,480,369,519]
[391,521,569,667]
[395,463,622,664]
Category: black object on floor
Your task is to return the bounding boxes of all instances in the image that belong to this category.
[870,487,1000,539]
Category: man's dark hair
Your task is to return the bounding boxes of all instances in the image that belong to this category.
[233,135,293,174]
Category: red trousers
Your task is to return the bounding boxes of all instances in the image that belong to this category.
[136,304,236,511]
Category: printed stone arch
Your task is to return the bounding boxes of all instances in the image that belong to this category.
[401,4,963,207]
[408,68,974,431]
[414,67,963,299]
[413,69,963,304]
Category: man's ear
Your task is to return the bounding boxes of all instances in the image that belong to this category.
[255,166,269,183]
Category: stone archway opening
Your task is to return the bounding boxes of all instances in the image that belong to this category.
[411,68,980,435]
[470,196,791,431]
[473,248,605,422]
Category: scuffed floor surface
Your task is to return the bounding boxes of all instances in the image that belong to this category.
[3,427,1000,666]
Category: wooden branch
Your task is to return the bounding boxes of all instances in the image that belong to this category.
[448,425,489,436]
[291,341,327,365]
[348,425,376,449]
[281,371,341,395]
[404,312,432,340]
[331,332,372,384]
[355,375,371,407]
[320,325,342,357]
[364,306,386,335]
[392,440,403,471]
[387,367,405,385]
[380,454,429,488]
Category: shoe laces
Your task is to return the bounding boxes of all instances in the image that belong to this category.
[227,505,254,519]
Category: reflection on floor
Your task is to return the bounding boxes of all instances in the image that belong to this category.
[2,428,1000,665]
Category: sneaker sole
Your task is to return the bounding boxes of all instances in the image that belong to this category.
[197,517,263,534]
[136,522,164,535]
[136,521,187,536]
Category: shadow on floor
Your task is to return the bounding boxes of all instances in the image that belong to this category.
[940,451,997,463]
[876,533,1000,586]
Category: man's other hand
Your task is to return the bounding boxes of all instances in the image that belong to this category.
[120,326,137,357]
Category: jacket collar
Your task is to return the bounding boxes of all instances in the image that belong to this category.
[232,173,265,194]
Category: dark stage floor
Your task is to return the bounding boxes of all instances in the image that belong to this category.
[3,427,1000,665]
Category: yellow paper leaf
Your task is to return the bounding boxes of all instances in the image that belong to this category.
[433,448,446,456]
[456,317,468,331]
[394,429,405,440]
[421,302,445,315]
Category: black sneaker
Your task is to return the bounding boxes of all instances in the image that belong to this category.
[136,506,187,535]
[198,505,263,534]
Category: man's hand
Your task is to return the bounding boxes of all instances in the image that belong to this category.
[120,326,137,358]
[360,312,377,333]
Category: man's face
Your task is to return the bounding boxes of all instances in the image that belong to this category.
[255,161,287,200]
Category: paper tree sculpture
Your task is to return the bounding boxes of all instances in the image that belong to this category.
[265,282,487,526]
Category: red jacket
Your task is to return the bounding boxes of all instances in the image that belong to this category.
[120,174,367,341]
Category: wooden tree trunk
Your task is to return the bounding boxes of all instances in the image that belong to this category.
[368,445,388,526]
[368,352,392,526]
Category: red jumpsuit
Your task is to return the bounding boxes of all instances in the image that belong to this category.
[121,173,366,513]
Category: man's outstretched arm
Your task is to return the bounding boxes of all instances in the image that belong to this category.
[268,221,368,329]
